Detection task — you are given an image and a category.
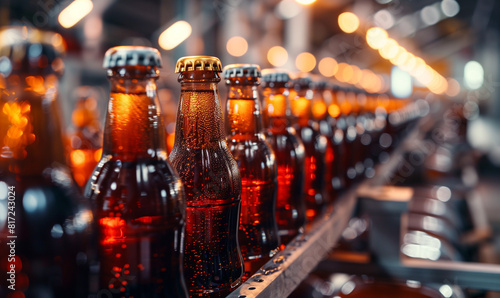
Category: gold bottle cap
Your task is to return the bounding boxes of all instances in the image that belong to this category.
[175,56,222,73]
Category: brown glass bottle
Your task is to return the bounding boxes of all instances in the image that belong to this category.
[69,90,103,189]
[0,26,94,298]
[169,56,243,297]
[85,47,188,297]
[312,80,340,202]
[223,64,279,279]
[327,86,347,192]
[290,75,327,222]
[261,70,306,245]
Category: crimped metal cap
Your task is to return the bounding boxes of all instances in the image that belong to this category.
[175,56,222,73]
[223,64,261,78]
[261,69,290,83]
[291,74,313,89]
[103,46,162,68]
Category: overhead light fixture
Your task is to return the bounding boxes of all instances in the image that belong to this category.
[338,12,360,33]
[267,46,288,67]
[295,0,316,5]
[295,52,316,72]
[158,21,192,51]
[58,0,93,29]
[226,36,248,57]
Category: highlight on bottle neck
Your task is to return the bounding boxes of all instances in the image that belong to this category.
[223,64,264,136]
[290,75,314,121]
[101,46,167,160]
[261,69,291,120]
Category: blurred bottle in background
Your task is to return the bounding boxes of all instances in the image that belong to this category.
[290,75,327,222]
[68,87,102,189]
[0,26,94,298]
[224,64,279,279]
[169,56,243,297]
[261,69,306,246]
[85,46,188,297]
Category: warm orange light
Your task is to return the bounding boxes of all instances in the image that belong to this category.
[58,0,93,28]
[335,63,353,83]
[390,47,409,66]
[267,46,288,67]
[295,52,316,72]
[379,38,399,59]
[445,78,460,97]
[348,65,362,84]
[366,27,389,50]
[71,149,86,166]
[158,21,192,50]
[226,36,248,57]
[338,12,360,33]
[318,57,338,77]
[312,101,327,119]
[296,0,316,5]
[94,148,103,162]
[328,104,341,118]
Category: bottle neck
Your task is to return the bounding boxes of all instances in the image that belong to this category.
[312,88,329,121]
[225,81,264,136]
[103,74,167,161]
[173,70,226,149]
[0,73,67,175]
[262,86,291,130]
[290,88,314,126]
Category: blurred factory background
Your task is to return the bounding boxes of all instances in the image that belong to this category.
[3,0,500,222]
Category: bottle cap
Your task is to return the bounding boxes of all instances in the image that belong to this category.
[261,69,290,83]
[175,56,222,73]
[223,64,261,78]
[291,74,313,90]
[0,26,65,76]
[103,46,162,68]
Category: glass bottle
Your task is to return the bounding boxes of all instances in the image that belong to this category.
[69,88,103,189]
[85,46,188,297]
[169,56,243,297]
[0,26,94,298]
[223,64,279,279]
[312,80,339,202]
[327,85,347,192]
[261,69,306,246]
[289,75,327,222]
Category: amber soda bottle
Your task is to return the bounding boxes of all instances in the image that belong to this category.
[312,80,340,202]
[261,69,306,245]
[290,75,327,222]
[85,46,188,297]
[0,26,94,298]
[169,56,243,297]
[223,64,279,279]
[69,91,103,189]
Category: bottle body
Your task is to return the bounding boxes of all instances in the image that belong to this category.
[86,59,188,298]
[0,28,94,297]
[169,67,243,297]
[290,85,327,222]
[262,85,306,244]
[224,72,279,279]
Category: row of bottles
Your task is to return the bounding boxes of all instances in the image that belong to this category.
[0,26,418,298]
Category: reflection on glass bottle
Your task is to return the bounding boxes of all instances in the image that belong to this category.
[69,87,102,189]
[261,69,306,246]
[85,46,188,297]
[223,64,280,280]
[169,56,243,297]
[290,75,327,222]
[0,26,94,298]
